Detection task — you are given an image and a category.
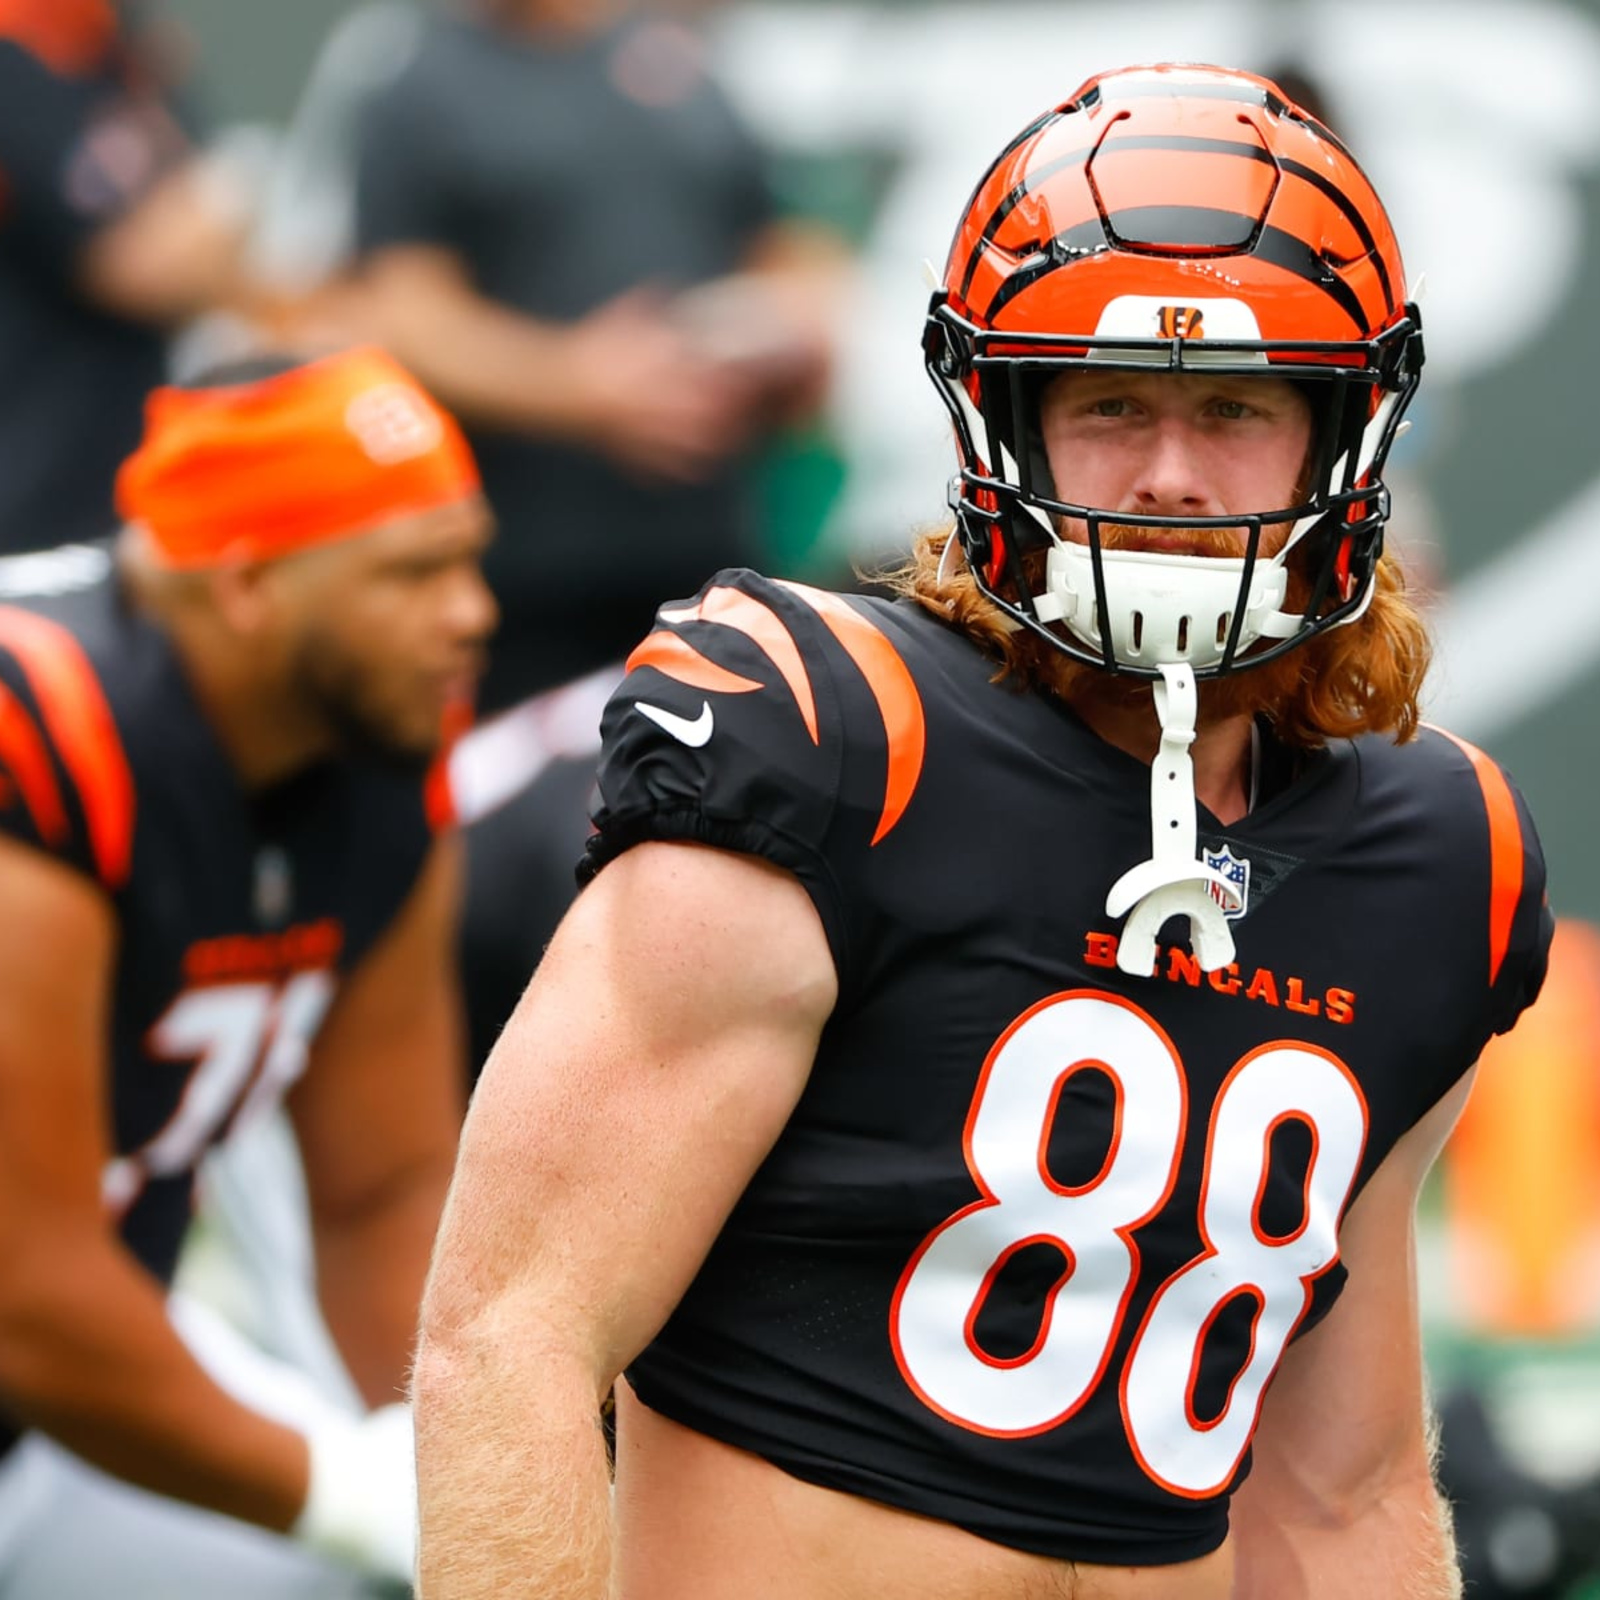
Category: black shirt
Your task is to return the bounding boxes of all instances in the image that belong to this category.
[583,569,1553,1566]
[0,11,192,552]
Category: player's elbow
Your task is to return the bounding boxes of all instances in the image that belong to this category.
[75,163,248,325]
[1243,1419,1442,1534]
[0,1255,99,1408]
[411,1286,573,1423]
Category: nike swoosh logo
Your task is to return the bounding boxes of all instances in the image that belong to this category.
[635,699,714,747]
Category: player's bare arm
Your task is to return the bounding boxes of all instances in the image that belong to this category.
[1228,1073,1476,1600]
[413,839,837,1599]
[0,833,311,1530]
[77,155,255,327]
[288,832,467,1406]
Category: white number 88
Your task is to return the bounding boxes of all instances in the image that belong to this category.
[889,991,1367,1496]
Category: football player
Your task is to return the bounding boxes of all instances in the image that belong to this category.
[413,65,1551,1600]
[0,347,494,1595]
[0,0,259,554]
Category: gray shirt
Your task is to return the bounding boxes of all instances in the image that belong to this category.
[353,9,779,709]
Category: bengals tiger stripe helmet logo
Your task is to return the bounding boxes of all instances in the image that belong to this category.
[923,62,1425,678]
[1156,306,1205,341]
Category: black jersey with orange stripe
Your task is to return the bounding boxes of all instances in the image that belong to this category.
[0,553,438,1289]
[0,22,192,551]
[582,567,1552,1568]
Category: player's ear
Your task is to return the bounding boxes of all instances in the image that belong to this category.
[205,554,284,638]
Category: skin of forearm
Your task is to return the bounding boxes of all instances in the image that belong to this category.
[312,1165,455,1408]
[359,289,584,439]
[78,162,251,326]
[1231,1480,1461,1599]
[414,1329,614,1600]
[0,1237,309,1528]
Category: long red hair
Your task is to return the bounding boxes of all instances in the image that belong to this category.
[883,526,1431,748]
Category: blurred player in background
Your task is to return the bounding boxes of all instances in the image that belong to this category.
[328,0,840,712]
[413,64,1551,1599]
[255,0,847,1064]
[0,0,260,553]
[0,347,493,1596]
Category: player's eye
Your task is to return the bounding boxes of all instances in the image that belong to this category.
[1211,398,1254,421]
[1087,396,1131,418]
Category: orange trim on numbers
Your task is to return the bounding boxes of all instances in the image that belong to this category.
[1430,726,1524,986]
[779,582,926,844]
[0,681,69,846]
[0,607,134,888]
[625,631,764,696]
[663,588,820,743]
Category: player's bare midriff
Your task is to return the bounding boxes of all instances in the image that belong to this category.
[612,1385,1235,1600]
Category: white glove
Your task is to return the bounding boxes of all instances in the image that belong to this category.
[292,1401,417,1586]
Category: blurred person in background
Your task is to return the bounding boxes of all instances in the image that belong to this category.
[0,346,493,1597]
[337,0,842,713]
[1428,917,1600,1599]
[0,0,260,554]
[262,0,847,1065]
[413,63,1551,1600]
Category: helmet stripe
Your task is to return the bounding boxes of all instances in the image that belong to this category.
[1278,157,1395,315]
[958,145,1091,303]
[950,110,1068,303]
[957,133,1382,314]
[979,219,1107,321]
[1250,225,1369,329]
[981,214,1368,331]
[959,135,1274,303]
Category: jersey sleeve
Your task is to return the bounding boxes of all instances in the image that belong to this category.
[0,38,190,277]
[0,604,134,890]
[580,570,923,986]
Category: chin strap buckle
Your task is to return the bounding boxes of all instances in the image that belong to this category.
[1104,662,1241,977]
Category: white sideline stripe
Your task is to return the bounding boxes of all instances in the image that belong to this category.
[448,662,622,826]
[1423,472,1600,741]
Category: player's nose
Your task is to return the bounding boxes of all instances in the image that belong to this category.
[1127,419,1216,516]
[445,563,498,644]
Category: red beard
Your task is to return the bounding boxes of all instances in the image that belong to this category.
[1034,522,1313,732]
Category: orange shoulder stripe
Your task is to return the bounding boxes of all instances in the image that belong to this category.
[779,583,926,844]
[0,681,69,846]
[1431,726,1524,987]
[661,588,819,742]
[626,631,764,696]
[0,607,134,888]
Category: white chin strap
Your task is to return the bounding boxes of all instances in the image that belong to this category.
[1105,663,1242,977]
[1035,542,1296,670]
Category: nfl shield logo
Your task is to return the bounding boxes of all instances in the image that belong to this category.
[1204,844,1250,920]
[252,845,293,928]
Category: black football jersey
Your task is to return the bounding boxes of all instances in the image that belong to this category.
[582,569,1552,1567]
[0,551,439,1288]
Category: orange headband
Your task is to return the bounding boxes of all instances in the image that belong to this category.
[115,347,482,568]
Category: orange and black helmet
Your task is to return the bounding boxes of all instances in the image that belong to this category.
[925,62,1425,677]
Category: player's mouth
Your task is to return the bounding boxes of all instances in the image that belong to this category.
[429,653,487,704]
[1100,527,1242,559]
